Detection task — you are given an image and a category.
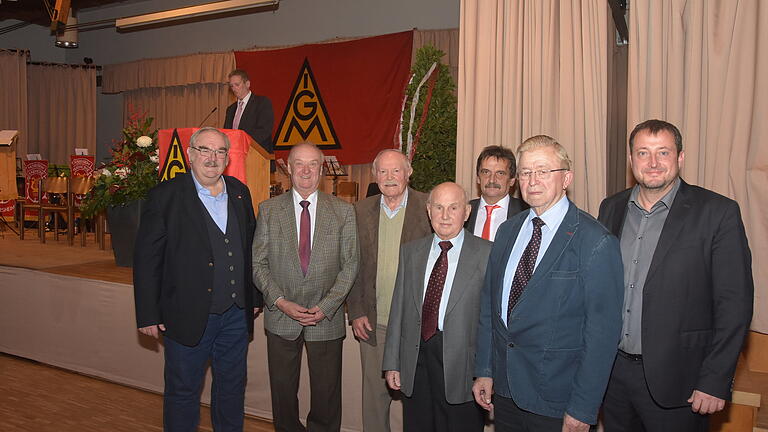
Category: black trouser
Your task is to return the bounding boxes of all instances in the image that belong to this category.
[402,331,484,432]
[602,351,708,432]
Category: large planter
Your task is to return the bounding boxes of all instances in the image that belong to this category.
[106,200,144,267]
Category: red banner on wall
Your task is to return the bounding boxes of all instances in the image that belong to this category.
[235,30,413,165]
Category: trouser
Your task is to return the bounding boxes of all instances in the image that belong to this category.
[359,324,401,432]
[163,305,248,432]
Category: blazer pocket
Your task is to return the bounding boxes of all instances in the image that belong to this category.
[549,270,578,280]
[539,348,581,402]
[680,329,713,348]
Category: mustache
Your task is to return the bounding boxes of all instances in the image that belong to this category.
[382,181,400,187]
[484,182,502,189]
[203,160,219,168]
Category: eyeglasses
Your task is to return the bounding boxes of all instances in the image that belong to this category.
[517,168,568,180]
[191,146,228,158]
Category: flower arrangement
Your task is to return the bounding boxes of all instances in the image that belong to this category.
[81,107,159,217]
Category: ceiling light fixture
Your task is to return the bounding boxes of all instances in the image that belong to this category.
[115,0,279,31]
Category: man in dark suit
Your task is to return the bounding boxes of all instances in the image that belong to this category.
[598,119,754,431]
[346,149,431,432]
[473,135,624,431]
[252,142,359,432]
[465,145,528,241]
[224,69,274,154]
[383,182,492,432]
[134,127,263,431]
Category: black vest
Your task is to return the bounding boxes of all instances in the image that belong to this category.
[202,198,246,314]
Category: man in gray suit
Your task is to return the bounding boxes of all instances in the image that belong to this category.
[252,142,360,432]
[383,182,492,432]
[346,149,432,432]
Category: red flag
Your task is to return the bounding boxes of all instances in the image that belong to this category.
[235,30,413,165]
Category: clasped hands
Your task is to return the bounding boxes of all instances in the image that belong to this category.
[275,298,325,326]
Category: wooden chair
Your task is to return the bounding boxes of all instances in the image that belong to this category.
[38,177,73,245]
[69,176,95,247]
[336,181,359,202]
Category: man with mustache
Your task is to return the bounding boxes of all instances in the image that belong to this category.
[598,120,753,431]
[346,149,432,432]
[465,145,528,241]
[134,127,262,431]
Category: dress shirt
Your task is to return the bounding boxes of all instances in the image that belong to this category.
[619,177,680,354]
[292,188,318,247]
[380,188,409,219]
[238,91,252,109]
[501,195,569,325]
[472,194,510,240]
[422,229,465,330]
[191,172,228,233]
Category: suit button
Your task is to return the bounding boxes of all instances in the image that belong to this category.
[208,262,214,267]
[228,251,233,257]
[207,288,212,292]
[508,343,515,348]
[224,238,230,244]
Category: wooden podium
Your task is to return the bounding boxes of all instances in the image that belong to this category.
[157,128,274,213]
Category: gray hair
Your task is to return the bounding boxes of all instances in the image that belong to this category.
[516,135,572,171]
[371,149,412,175]
[190,127,231,150]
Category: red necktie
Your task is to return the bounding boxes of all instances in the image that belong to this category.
[482,205,501,240]
[299,200,311,276]
[421,241,453,341]
[507,217,545,320]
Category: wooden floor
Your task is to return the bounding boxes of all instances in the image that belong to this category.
[0,353,275,432]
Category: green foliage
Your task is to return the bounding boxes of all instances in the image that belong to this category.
[80,108,159,217]
[401,45,457,193]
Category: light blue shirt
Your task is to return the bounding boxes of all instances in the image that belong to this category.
[422,229,465,330]
[501,195,570,325]
[191,172,228,233]
[380,187,409,219]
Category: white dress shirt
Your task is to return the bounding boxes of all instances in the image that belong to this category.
[472,194,510,241]
[501,195,569,325]
[422,229,465,330]
[292,189,318,247]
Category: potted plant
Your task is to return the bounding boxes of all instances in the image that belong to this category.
[82,107,159,267]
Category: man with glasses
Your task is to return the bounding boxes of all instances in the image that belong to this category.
[465,145,528,241]
[473,135,624,432]
[253,142,359,432]
[598,120,753,431]
[134,127,262,431]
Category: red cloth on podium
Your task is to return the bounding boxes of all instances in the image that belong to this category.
[157,128,250,184]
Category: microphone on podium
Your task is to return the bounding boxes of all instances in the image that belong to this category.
[197,107,217,128]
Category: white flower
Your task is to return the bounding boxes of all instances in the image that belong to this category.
[102,169,112,177]
[136,135,153,148]
[150,155,159,163]
[114,167,130,178]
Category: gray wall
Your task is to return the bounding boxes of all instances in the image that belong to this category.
[2,0,460,163]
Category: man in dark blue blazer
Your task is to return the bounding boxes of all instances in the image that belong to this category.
[134,127,263,431]
[473,135,624,431]
[598,120,753,431]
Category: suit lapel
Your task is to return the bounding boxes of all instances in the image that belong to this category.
[444,231,478,317]
[224,177,246,239]
[401,188,428,243]
[644,181,693,285]
[181,173,213,256]
[513,202,579,310]
[410,236,432,314]
[606,190,631,237]
[279,191,302,276]
[307,192,334,277]
[466,199,480,231]
[494,214,526,309]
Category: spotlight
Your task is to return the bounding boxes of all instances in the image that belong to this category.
[55,16,78,49]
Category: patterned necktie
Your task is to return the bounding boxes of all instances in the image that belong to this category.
[507,217,545,320]
[481,204,501,240]
[232,100,244,129]
[299,200,311,276]
[421,240,453,341]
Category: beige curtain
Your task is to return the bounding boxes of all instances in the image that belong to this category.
[628,0,768,333]
[123,84,232,130]
[102,52,235,94]
[457,0,609,214]
[27,64,96,164]
[0,50,28,199]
